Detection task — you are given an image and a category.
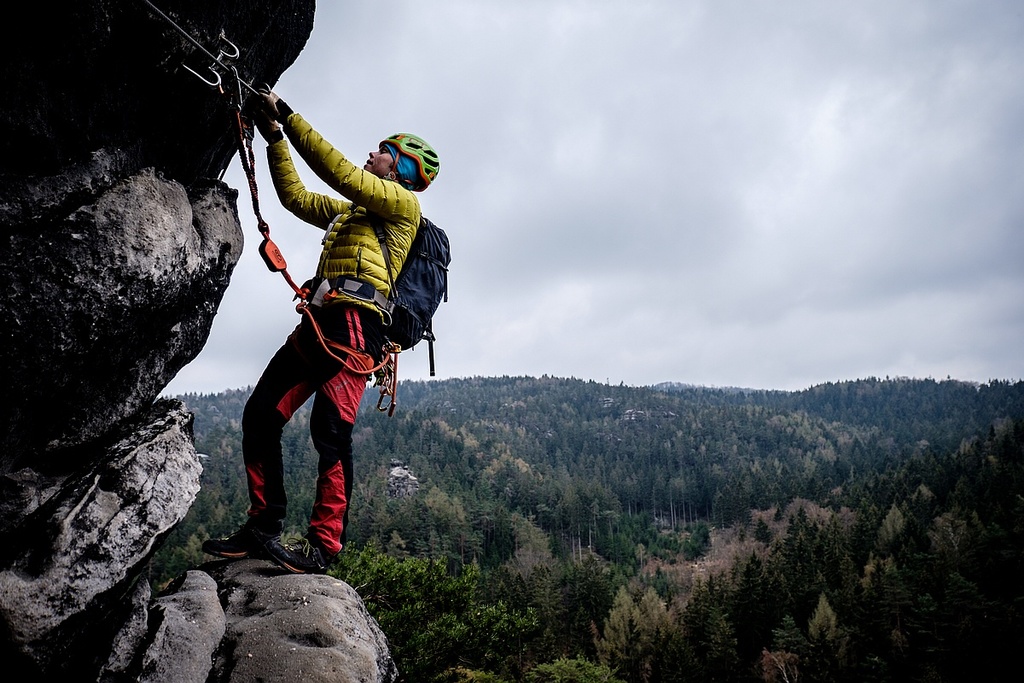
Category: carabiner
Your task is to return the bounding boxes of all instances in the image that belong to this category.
[215,32,240,61]
[376,390,395,416]
[183,63,221,87]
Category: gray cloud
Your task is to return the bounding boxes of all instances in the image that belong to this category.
[165,0,1024,395]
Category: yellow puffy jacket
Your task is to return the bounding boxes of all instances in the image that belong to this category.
[267,112,421,317]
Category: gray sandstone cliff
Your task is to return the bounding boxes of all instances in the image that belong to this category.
[0,2,397,680]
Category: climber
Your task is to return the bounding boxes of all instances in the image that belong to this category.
[202,90,439,574]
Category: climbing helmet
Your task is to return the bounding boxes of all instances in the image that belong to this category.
[380,133,440,190]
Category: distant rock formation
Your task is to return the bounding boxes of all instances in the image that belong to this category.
[387,459,421,499]
[0,2,396,680]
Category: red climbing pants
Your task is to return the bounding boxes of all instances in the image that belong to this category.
[240,304,383,556]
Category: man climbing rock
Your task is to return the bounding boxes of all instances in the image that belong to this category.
[202,90,439,574]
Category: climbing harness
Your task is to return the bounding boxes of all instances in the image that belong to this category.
[299,306,401,418]
[139,0,403,414]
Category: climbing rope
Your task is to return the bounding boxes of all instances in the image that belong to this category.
[229,101,304,297]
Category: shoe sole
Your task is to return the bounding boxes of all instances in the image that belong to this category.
[203,529,276,560]
[267,552,328,574]
[269,557,322,574]
[203,548,250,559]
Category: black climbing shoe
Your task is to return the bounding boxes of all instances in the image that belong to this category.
[266,536,335,575]
[202,524,277,559]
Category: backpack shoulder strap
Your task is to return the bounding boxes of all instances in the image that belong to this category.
[368,214,396,297]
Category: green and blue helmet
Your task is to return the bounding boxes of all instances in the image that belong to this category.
[380,133,440,191]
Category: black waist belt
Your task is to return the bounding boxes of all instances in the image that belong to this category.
[320,277,392,312]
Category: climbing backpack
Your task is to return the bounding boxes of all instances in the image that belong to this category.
[373,215,451,375]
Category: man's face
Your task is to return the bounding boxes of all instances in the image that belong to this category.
[365,146,396,178]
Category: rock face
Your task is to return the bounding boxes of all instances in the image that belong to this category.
[0,2,397,680]
[100,561,398,683]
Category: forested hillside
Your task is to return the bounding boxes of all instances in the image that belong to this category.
[155,376,1024,682]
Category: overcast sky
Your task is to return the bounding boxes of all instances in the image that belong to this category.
[164,0,1024,396]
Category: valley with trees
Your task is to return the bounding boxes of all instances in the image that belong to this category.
[155,376,1024,682]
